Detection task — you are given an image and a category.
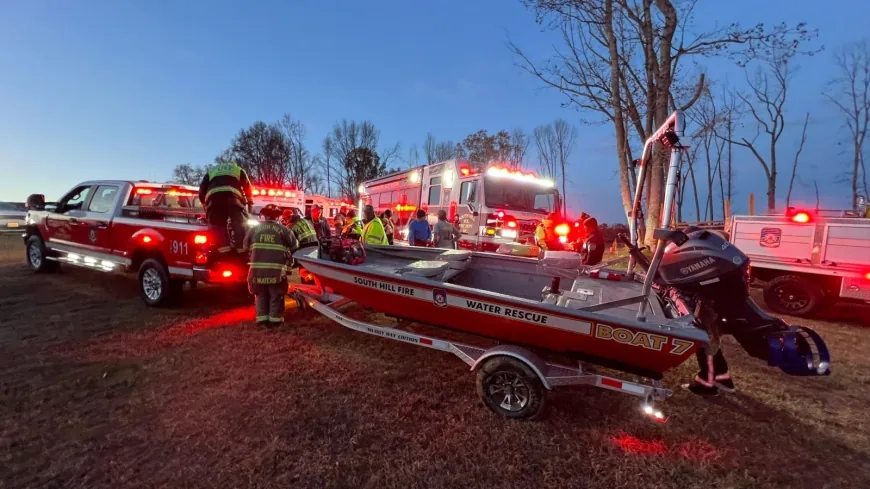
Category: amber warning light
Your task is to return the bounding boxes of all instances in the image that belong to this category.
[791,212,811,224]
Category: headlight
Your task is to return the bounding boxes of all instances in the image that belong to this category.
[500,229,518,239]
[247,218,260,227]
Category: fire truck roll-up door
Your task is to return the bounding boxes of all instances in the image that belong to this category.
[731,219,815,263]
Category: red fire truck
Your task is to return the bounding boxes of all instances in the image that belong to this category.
[23,181,247,306]
[360,160,562,251]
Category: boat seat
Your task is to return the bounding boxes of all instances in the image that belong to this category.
[398,260,450,279]
[540,250,582,269]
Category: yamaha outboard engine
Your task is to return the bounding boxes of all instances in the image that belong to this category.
[641,228,831,376]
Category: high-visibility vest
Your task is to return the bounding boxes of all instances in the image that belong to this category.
[342,216,362,235]
[535,224,549,250]
[248,222,296,285]
[291,218,317,245]
[362,217,389,245]
[204,162,247,203]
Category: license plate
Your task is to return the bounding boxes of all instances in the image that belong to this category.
[7,222,19,228]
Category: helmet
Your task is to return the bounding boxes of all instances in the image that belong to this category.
[583,217,598,231]
[260,204,282,219]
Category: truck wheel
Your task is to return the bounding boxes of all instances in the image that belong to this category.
[138,259,183,307]
[476,356,546,420]
[26,235,58,273]
[763,275,823,317]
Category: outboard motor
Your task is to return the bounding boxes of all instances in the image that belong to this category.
[624,229,831,376]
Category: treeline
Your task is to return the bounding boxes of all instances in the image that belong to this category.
[172,115,582,206]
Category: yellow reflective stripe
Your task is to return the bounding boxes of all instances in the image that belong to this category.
[250,263,287,270]
[251,243,287,252]
[256,315,269,321]
[209,163,242,179]
[206,186,243,199]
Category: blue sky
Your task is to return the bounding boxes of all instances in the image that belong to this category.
[1,0,867,222]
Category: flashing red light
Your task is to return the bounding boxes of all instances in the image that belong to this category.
[193,234,208,245]
[555,223,571,236]
[195,252,208,264]
[252,189,260,196]
[136,188,153,195]
[497,211,505,218]
[507,220,517,229]
[865,272,870,280]
[574,222,580,227]
[142,235,152,243]
[267,189,276,196]
[792,212,811,224]
[460,168,470,176]
[221,270,233,278]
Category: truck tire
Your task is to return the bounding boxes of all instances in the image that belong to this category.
[476,356,546,420]
[26,235,58,273]
[763,275,823,317]
[138,259,183,307]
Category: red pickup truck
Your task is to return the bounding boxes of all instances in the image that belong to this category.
[23,180,248,306]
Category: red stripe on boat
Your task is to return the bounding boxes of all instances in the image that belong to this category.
[420,338,433,345]
[601,378,622,389]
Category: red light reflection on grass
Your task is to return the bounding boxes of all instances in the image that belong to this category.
[610,433,667,456]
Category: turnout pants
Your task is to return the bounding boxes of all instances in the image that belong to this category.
[253,282,288,325]
[206,197,247,253]
[694,348,730,387]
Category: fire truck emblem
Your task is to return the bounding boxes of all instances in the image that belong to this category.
[88,227,97,243]
[759,227,782,248]
[432,288,448,308]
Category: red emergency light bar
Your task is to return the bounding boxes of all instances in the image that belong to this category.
[395,204,417,212]
[252,188,298,198]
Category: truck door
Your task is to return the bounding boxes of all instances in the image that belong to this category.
[456,179,480,248]
[79,184,121,255]
[44,184,94,251]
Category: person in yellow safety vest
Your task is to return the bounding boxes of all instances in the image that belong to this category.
[534,212,563,251]
[342,209,363,235]
[198,160,254,254]
[288,214,318,248]
[243,204,299,328]
[361,205,389,246]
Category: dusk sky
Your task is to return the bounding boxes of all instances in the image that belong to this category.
[1,0,867,222]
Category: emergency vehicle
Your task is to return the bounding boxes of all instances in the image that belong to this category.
[360,160,562,251]
[730,207,870,317]
[247,185,305,226]
[304,194,353,225]
[23,181,247,306]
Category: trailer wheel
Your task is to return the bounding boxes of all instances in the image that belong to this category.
[476,356,546,420]
[26,235,58,273]
[763,275,823,317]
[138,259,183,307]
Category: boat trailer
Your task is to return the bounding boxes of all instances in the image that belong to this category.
[291,286,673,422]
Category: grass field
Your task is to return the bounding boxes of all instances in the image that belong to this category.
[1,233,869,488]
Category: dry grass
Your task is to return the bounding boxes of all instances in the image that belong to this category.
[1,233,869,489]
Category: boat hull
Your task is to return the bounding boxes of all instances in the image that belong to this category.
[298,257,703,376]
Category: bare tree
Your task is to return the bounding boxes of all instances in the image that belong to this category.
[510,128,531,169]
[279,113,311,190]
[511,0,815,241]
[407,143,421,169]
[424,133,437,164]
[322,136,334,197]
[323,120,400,198]
[677,143,701,222]
[534,120,577,215]
[719,56,797,211]
[824,40,870,208]
[434,141,458,162]
[171,163,207,186]
[785,113,811,209]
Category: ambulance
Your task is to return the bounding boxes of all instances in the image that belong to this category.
[247,185,305,226]
[360,160,562,251]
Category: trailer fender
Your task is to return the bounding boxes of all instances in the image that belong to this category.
[471,345,552,390]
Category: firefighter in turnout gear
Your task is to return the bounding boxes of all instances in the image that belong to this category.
[579,217,605,266]
[342,209,363,235]
[198,161,254,253]
[535,213,563,251]
[289,214,318,249]
[243,204,298,328]
[361,205,389,246]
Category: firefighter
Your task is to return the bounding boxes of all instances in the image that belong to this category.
[198,160,254,254]
[309,205,331,240]
[342,209,363,235]
[243,204,298,328]
[535,213,563,251]
[288,214,318,249]
[361,205,389,245]
[381,209,395,245]
[279,209,294,227]
[334,207,348,236]
[569,212,591,251]
[580,217,605,266]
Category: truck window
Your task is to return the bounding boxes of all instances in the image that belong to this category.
[87,185,119,214]
[59,186,93,212]
[483,176,556,214]
[129,188,204,211]
[428,177,442,205]
[459,181,477,205]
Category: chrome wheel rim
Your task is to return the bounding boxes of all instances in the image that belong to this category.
[485,371,530,412]
[142,269,162,301]
[28,244,42,268]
